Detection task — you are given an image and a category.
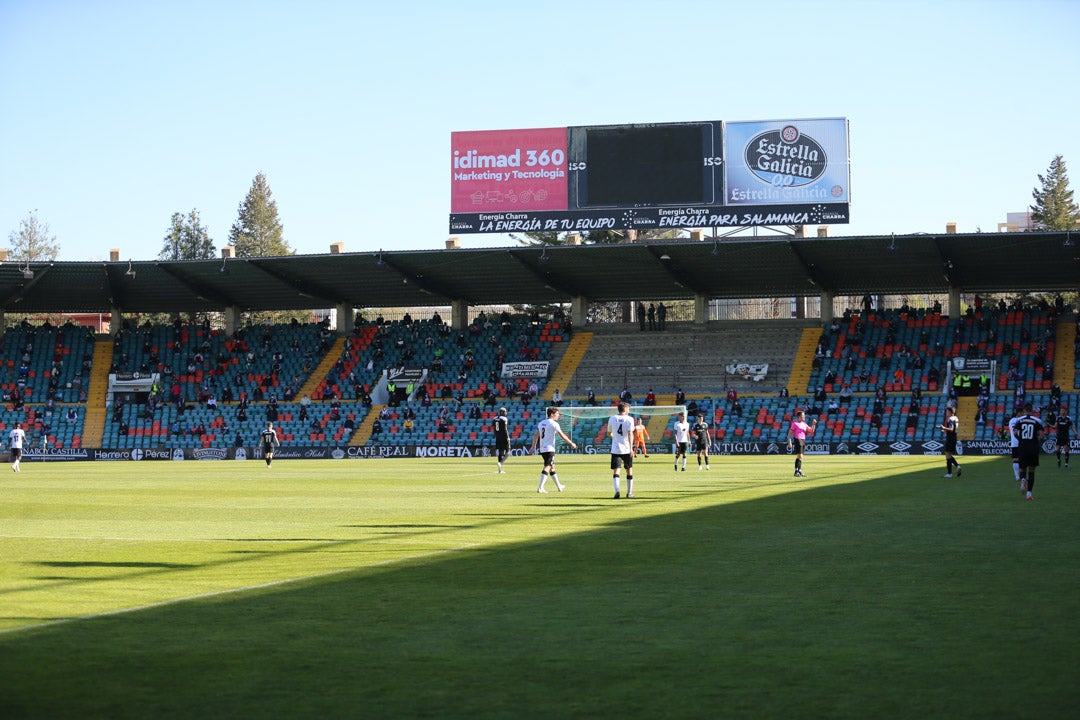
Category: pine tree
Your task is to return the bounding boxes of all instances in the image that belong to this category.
[7,211,60,261]
[228,173,292,257]
[160,209,215,261]
[1030,155,1079,231]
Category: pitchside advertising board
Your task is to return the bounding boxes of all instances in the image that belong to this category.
[449,118,850,234]
[21,439,1077,461]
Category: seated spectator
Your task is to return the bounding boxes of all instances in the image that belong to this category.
[839,383,854,404]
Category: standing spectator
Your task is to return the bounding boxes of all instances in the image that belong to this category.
[647,303,657,331]
[637,301,647,331]
[657,302,667,330]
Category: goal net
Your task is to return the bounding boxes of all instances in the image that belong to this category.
[557,405,687,449]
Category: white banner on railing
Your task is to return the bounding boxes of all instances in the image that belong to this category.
[725,362,768,381]
[501,361,550,378]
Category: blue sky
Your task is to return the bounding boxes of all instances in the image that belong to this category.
[2,0,1078,261]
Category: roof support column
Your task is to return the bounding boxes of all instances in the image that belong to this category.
[451,300,469,331]
[820,291,835,325]
[110,307,122,336]
[335,302,353,336]
[948,287,961,319]
[571,296,588,327]
[223,307,242,336]
[694,294,709,325]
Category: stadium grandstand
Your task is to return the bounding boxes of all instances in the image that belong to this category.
[0,230,1076,461]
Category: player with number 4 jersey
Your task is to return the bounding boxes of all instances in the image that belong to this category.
[608,402,635,498]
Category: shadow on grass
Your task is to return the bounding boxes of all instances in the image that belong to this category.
[1,459,1077,720]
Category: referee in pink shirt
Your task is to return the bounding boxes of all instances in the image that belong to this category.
[787,409,818,478]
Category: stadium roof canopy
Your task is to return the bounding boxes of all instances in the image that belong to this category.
[1,231,1076,315]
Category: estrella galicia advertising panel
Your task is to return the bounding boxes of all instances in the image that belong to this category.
[449,118,850,234]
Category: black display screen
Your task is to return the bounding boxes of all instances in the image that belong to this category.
[581,124,708,207]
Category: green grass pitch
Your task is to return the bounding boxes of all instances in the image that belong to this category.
[1,454,1078,719]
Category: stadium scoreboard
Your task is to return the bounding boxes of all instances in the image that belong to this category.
[450,118,849,234]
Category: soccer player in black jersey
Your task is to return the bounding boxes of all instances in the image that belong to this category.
[1010,403,1044,500]
[261,421,280,468]
[493,406,511,473]
[1055,405,1078,468]
[691,414,711,471]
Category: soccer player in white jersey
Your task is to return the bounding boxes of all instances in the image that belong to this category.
[8,422,27,472]
[673,412,690,471]
[1006,410,1021,483]
[530,407,576,493]
[608,402,635,498]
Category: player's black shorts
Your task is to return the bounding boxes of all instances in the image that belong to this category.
[944,436,958,453]
[676,441,688,455]
[1055,439,1070,451]
[9,448,21,460]
[1017,448,1040,468]
[262,443,274,455]
[540,451,556,467]
[1011,446,1020,461]
[694,439,709,453]
[790,438,805,454]
[610,453,633,471]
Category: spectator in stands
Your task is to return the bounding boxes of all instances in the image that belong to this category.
[838,383,853,405]
[647,303,657,331]
[551,388,562,407]
[657,302,667,330]
[403,417,415,433]
[65,407,78,423]
[779,387,789,399]
[586,387,597,406]
[644,389,656,406]
[637,301,647,331]
[235,431,244,447]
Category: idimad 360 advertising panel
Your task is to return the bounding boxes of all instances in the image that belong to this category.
[449,118,849,234]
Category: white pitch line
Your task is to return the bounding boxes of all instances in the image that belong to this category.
[0,544,479,637]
